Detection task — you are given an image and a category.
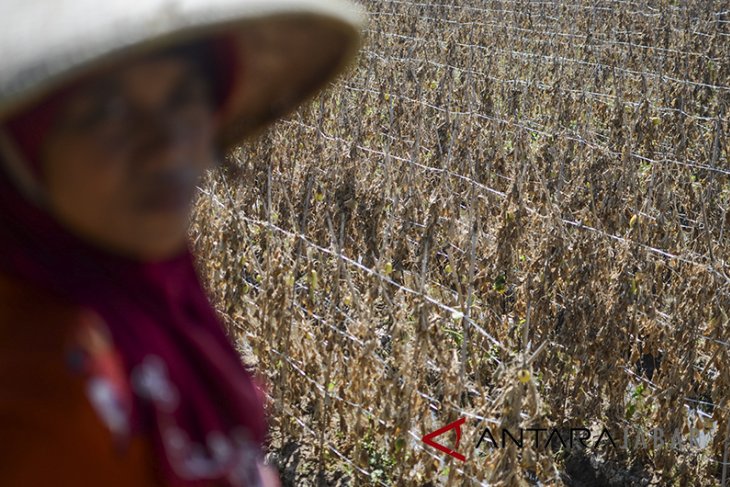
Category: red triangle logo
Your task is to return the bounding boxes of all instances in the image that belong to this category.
[421,417,467,462]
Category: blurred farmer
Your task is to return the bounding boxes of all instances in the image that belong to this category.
[0,0,362,485]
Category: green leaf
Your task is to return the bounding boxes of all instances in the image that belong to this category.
[493,274,507,294]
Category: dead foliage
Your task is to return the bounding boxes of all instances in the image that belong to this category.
[191,0,730,485]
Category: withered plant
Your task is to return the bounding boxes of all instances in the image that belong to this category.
[191,0,729,485]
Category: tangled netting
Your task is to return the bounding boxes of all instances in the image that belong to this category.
[192,1,729,485]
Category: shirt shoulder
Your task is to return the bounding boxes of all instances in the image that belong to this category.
[0,272,81,350]
[0,272,92,409]
[0,273,163,487]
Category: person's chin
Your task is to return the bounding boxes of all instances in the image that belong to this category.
[136,234,189,261]
[130,216,191,260]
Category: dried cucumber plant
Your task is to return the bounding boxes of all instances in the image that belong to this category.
[191,0,730,485]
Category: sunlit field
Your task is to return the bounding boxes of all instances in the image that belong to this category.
[192,1,730,485]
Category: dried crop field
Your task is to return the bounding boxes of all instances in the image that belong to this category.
[191,0,730,485]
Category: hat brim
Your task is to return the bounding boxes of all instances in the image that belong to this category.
[0,0,364,151]
[215,12,363,150]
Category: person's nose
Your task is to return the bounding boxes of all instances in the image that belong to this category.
[134,110,187,167]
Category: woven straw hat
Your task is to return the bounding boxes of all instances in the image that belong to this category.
[0,0,364,150]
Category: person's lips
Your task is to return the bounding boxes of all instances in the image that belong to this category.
[135,168,198,213]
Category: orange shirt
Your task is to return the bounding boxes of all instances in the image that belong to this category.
[0,273,281,487]
[0,273,164,486]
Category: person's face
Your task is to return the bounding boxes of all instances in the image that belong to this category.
[40,54,218,261]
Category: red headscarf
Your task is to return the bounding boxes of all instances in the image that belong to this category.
[0,37,269,487]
